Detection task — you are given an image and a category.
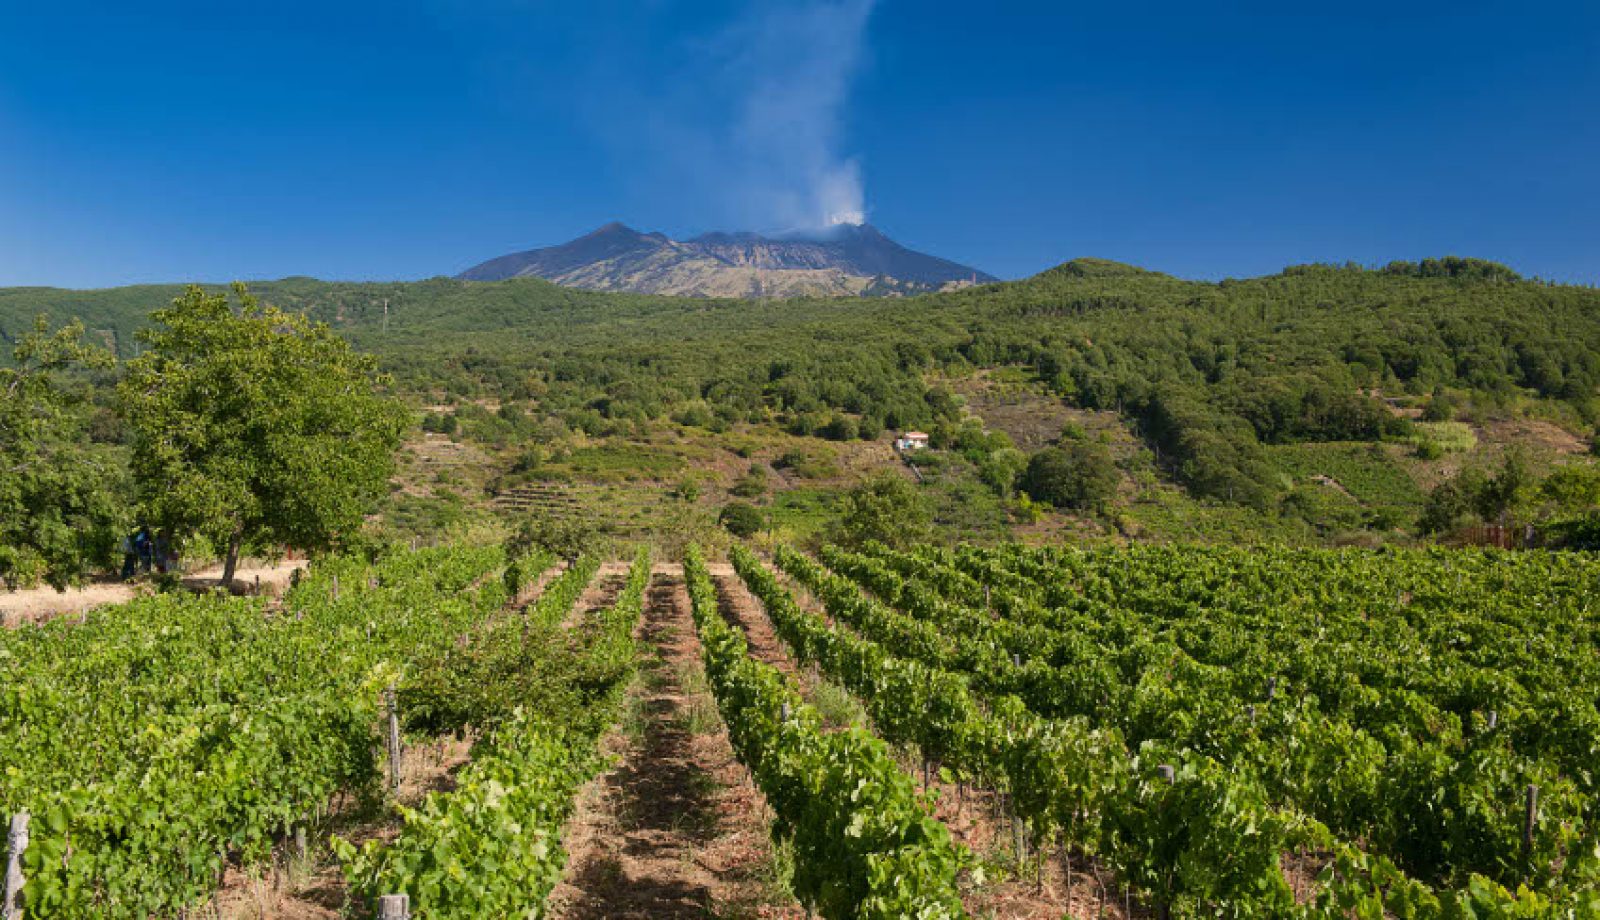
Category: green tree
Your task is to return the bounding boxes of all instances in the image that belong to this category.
[511,513,599,566]
[978,446,1028,496]
[1419,467,1489,534]
[1541,463,1600,513]
[120,285,406,588]
[832,473,931,550]
[1477,450,1535,523]
[1022,442,1119,511]
[0,318,124,589]
[1421,387,1457,422]
[718,501,765,538]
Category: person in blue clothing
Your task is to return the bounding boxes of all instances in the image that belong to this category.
[119,533,138,581]
[134,526,153,574]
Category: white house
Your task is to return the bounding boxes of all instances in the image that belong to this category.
[896,431,930,451]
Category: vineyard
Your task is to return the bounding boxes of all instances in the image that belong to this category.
[1,538,1597,918]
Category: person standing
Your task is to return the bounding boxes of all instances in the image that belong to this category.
[120,533,138,581]
[134,526,153,574]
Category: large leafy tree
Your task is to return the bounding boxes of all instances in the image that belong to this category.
[0,318,124,589]
[120,284,406,587]
[832,473,932,550]
[1022,440,1120,511]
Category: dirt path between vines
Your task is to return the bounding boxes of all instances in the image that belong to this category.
[563,559,633,629]
[720,558,1142,920]
[549,563,803,920]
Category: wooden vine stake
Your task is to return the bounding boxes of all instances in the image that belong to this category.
[1523,783,1540,873]
[377,893,410,920]
[386,686,403,797]
[3,812,27,920]
[1011,795,1026,871]
[1157,766,1176,920]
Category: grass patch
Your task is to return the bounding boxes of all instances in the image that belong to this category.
[1268,441,1428,528]
[675,662,723,735]
[1408,421,1478,456]
[1118,487,1319,545]
[539,442,685,482]
[765,488,840,541]
[808,676,867,730]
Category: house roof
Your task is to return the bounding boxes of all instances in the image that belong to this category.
[904,431,929,439]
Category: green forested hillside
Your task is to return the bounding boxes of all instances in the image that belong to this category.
[5,257,1599,550]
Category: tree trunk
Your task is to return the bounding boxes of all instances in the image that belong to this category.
[221,535,242,591]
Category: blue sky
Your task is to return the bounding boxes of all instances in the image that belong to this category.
[1,1,1597,287]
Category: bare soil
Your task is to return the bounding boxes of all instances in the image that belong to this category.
[953,374,1089,451]
[563,560,633,629]
[1478,416,1589,456]
[0,557,307,627]
[549,564,804,920]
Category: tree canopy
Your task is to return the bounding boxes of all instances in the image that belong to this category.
[7,256,1600,524]
[119,285,406,586]
[1022,440,1119,511]
[832,473,932,550]
[0,318,122,589]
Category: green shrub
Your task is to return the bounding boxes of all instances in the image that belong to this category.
[1023,441,1119,511]
[719,501,766,538]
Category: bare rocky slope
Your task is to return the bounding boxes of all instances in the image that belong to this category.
[456,222,996,298]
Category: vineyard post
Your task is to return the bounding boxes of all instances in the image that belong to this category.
[1157,766,1176,920]
[377,893,410,919]
[1011,794,1025,870]
[386,686,402,797]
[1523,784,1539,872]
[3,811,27,920]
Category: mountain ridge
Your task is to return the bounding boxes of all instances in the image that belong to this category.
[455,222,997,298]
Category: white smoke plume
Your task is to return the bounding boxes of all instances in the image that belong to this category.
[585,0,878,233]
[714,0,876,229]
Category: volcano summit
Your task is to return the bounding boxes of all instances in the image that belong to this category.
[456,222,995,298]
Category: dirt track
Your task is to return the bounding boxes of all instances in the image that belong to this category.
[549,563,803,919]
[0,557,308,626]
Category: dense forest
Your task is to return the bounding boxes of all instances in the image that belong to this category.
[4,254,1600,583]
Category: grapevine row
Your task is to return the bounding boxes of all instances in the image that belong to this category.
[336,548,651,917]
[681,546,969,920]
[0,542,519,916]
[761,544,1583,917]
